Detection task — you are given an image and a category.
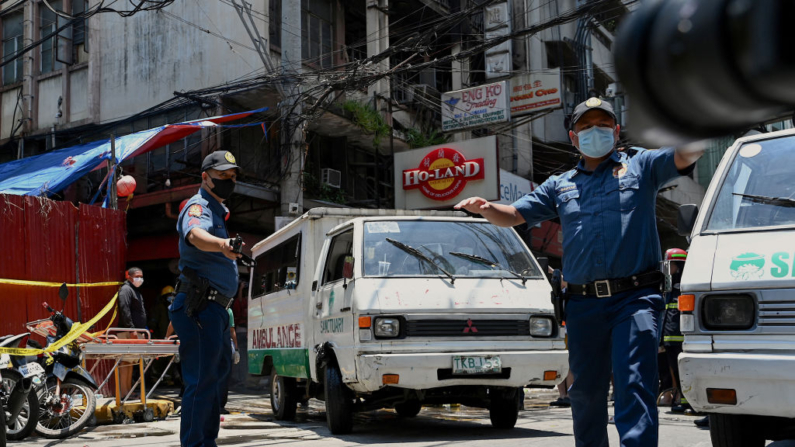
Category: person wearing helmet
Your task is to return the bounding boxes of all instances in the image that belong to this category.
[146,285,177,383]
[662,248,691,414]
[149,285,176,340]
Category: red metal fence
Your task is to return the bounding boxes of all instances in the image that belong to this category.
[0,194,127,394]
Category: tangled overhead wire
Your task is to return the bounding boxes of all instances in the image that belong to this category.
[40,0,175,19]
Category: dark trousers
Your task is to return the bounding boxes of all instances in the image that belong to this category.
[665,344,684,403]
[566,287,663,447]
[170,293,231,447]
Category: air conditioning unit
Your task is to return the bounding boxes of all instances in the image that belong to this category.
[321,168,342,189]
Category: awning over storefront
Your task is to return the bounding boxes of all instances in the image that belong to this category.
[0,108,267,197]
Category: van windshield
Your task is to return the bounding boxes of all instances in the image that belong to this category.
[706,135,795,231]
[362,221,541,278]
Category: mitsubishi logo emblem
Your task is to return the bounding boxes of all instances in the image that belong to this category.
[463,319,478,333]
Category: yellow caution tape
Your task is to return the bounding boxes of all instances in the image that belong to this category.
[0,279,123,287]
[91,306,118,338]
[0,291,119,356]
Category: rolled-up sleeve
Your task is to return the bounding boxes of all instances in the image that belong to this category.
[511,178,558,226]
[637,147,694,190]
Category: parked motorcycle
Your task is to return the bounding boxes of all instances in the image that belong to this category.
[0,333,44,441]
[0,368,7,447]
[24,284,98,439]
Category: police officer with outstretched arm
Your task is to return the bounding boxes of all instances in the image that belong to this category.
[170,151,242,447]
[455,98,703,447]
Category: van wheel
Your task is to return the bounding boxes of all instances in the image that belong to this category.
[270,370,297,421]
[395,401,422,417]
[489,388,521,429]
[324,365,354,434]
[709,414,764,447]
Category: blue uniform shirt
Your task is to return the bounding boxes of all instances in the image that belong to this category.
[177,188,239,297]
[512,148,688,285]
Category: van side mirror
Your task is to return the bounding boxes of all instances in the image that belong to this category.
[343,256,355,280]
[536,257,549,276]
[677,204,699,236]
[59,283,68,301]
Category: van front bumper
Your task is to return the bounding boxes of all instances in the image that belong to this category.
[679,352,795,418]
[354,350,568,393]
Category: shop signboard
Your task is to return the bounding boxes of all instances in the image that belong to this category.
[495,170,533,205]
[441,81,510,132]
[394,136,499,209]
[510,69,562,116]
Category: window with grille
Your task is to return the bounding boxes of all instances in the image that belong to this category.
[269,0,281,50]
[2,10,23,84]
[301,0,333,69]
[40,0,64,73]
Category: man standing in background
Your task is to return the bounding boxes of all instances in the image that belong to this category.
[118,267,147,398]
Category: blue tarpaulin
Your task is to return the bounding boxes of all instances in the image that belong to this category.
[0,129,160,197]
[0,107,267,197]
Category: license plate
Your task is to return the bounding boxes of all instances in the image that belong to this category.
[452,356,502,375]
[53,363,67,381]
[19,362,45,378]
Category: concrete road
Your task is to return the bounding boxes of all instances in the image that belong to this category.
[8,389,790,447]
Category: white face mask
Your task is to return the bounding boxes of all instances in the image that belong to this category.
[132,277,144,287]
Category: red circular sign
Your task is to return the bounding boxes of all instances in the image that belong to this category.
[402,148,485,201]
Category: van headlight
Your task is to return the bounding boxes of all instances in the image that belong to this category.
[374,318,400,338]
[702,295,755,330]
[530,316,554,337]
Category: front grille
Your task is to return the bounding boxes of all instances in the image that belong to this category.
[758,300,795,328]
[405,319,529,337]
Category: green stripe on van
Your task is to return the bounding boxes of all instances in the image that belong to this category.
[248,348,310,379]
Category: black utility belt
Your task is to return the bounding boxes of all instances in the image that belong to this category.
[176,281,235,310]
[567,271,663,298]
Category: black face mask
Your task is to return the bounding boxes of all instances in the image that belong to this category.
[209,177,235,200]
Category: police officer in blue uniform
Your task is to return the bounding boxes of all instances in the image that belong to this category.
[170,151,242,447]
[455,98,703,447]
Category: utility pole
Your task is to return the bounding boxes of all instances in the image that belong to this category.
[109,134,118,210]
[280,0,303,217]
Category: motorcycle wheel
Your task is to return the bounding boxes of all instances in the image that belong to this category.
[35,378,96,439]
[2,374,39,440]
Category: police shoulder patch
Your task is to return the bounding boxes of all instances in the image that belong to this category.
[613,163,628,178]
[188,204,203,217]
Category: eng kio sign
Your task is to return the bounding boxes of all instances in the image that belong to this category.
[394,136,499,210]
[441,81,509,132]
[510,69,562,117]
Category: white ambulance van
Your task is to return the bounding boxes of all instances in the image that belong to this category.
[247,208,568,433]
[677,129,795,446]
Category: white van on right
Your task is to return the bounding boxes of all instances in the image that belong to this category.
[677,128,795,447]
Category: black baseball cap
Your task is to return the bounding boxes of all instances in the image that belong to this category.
[570,97,617,130]
[201,151,240,172]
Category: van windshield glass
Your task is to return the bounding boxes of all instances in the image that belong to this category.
[362,221,540,278]
[707,135,795,231]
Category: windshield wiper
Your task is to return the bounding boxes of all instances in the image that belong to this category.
[733,193,795,208]
[449,252,527,285]
[385,238,455,283]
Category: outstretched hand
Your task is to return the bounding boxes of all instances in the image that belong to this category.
[454,197,492,215]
